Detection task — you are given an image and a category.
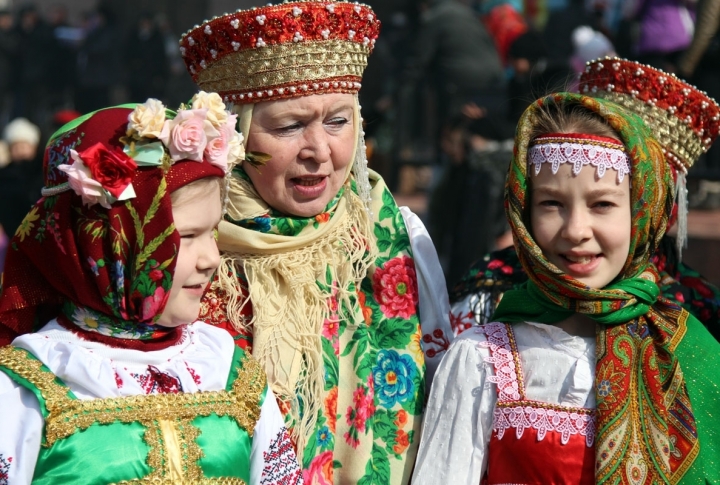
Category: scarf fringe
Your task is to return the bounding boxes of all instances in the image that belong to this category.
[215,183,377,461]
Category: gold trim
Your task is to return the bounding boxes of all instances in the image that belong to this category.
[595,92,702,169]
[196,40,368,94]
[0,347,266,446]
[113,479,247,484]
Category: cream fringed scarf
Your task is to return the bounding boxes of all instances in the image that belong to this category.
[215,169,378,459]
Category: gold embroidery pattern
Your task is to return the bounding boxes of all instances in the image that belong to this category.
[0,345,266,481]
[196,40,368,94]
[113,478,247,484]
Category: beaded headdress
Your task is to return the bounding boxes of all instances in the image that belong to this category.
[579,57,720,252]
[529,132,631,183]
[179,0,380,104]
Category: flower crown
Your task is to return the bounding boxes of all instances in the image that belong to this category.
[42,92,244,208]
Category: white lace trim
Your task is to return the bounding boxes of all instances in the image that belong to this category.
[476,322,596,448]
[493,406,596,447]
[476,322,521,402]
[529,141,631,183]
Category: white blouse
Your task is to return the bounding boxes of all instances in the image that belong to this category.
[412,321,596,485]
[0,319,301,485]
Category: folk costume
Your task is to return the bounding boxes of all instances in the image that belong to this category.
[450,58,720,341]
[179,3,452,483]
[0,99,303,484]
[414,93,720,484]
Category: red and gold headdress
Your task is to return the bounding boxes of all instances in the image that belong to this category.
[579,57,720,253]
[579,57,720,174]
[179,0,380,104]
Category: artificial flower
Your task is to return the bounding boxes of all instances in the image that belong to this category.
[191,91,229,129]
[203,113,238,171]
[127,98,166,138]
[159,108,219,163]
[59,151,111,209]
[79,143,138,198]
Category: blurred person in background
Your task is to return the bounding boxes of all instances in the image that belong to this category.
[124,12,168,102]
[0,8,17,130]
[568,25,617,90]
[75,6,120,113]
[0,118,42,274]
[13,4,53,128]
[628,0,696,71]
[477,0,528,67]
[47,4,78,113]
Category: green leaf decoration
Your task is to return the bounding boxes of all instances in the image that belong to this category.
[373,318,416,349]
[358,443,391,485]
[124,141,165,166]
[322,338,339,390]
[135,224,175,272]
[127,204,144,249]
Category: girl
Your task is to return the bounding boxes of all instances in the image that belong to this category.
[412,93,720,484]
[0,95,303,484]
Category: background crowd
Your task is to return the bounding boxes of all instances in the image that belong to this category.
[1,0,719,287]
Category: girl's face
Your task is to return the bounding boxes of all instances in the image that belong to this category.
[244,93,356,217]
[531,163,632,289]
[157,182,222,327]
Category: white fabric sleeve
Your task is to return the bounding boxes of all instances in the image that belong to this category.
[250,388,304,485]
[399,206,453,386]
[411,335,496,485]
[0,371,44,485]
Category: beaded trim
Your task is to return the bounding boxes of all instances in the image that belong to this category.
[476,323,596,448]
[179,1,378,104]
[580,57,720,171]
[529,133,631,183]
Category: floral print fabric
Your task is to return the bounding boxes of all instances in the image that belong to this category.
[201,170,448,484]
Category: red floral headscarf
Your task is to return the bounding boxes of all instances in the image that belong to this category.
[0,103,229,345]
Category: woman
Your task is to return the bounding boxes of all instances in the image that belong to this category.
[179,2,452,483]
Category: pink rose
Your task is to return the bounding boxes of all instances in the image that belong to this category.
[159,108,219,163]
[58,150,111,209]
[303,451,333,485]
[372,256,419,319]
[203,113,238,171]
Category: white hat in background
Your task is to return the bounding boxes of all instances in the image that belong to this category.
[3,118,41,147]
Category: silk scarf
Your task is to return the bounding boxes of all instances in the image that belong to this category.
[493,93,698,484]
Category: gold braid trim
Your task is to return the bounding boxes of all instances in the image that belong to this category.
[196,40,368,94]
[113,479,247,484]
[594,92,702,170]
[0,346,266,447]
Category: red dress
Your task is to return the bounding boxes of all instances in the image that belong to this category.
[479,322,596,485]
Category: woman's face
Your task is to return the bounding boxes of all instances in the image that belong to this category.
[531,162,632,289]
[244,93,356,217]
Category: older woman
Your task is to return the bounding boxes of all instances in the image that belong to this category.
[179,2,452,483]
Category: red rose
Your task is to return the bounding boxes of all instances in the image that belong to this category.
[79,142,137,198]
[372,255,418,319]
[149,269,164,282]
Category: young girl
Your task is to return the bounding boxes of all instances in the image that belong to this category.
[412,93,720,484]
[0,96,303,484]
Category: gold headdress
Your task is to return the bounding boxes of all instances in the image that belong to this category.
[179,0,380,104]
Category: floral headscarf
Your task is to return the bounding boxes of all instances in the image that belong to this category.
[493,93,698,483]
[0,94,238,345]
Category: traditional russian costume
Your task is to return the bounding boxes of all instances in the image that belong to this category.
[0,100,303,484]
[179,3,454,483]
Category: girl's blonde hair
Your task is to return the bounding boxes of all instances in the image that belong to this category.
[529,101,621,141]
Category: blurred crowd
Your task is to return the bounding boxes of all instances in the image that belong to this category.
[1,0,720,285]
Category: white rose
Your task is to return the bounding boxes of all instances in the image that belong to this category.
[191,91,228,130]
[128,98,166,138]
[227,130,245,169]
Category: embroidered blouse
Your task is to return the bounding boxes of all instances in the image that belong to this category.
[412,321,596,485]
[0,320,303,485]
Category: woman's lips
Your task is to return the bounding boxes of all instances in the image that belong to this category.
[559,253,602,276]
[291,176,328,197]
[182,283,207,297]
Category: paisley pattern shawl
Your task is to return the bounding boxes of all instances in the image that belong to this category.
[493,93,699,484]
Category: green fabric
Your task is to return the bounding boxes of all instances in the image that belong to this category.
[492,92,719,484]
[676,314,720,484]
[0,344,261,484]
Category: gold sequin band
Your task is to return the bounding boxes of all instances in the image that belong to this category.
[195,40,368,102]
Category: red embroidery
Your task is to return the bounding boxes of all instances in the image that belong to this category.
[131,366,182,394]
[422,328,450,359]
[185,362,202,385]
[114,371,124,389]
[0,454,11,485]
[260,428,303,484]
